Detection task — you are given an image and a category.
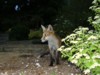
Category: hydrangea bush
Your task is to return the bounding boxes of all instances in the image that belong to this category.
[58,0,100,74]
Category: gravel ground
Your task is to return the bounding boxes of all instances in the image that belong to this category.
[0,51,83,75]
[0,39,83,75]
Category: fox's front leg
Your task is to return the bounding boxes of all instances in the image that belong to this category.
[55,51,60,65]
[49,53,54,66]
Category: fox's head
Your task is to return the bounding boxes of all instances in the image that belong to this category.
[41,24,54,42]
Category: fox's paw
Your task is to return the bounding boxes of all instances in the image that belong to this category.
[49,64,53,66]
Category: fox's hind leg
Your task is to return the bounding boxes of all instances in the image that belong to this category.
[40,51,49,58]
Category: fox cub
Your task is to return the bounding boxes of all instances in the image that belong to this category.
[41,24,61,66]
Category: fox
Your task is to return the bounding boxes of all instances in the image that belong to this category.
[41,24,61,66]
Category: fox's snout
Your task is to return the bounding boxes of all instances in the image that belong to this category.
[41,35,49,42]
[41,38,46,42]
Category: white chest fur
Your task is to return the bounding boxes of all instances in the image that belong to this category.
[48,37,58,50]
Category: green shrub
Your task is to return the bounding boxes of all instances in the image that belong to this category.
[28,29,42,39]
[9,25,30,40]
[58,27,100,75]
[58,0,100,74]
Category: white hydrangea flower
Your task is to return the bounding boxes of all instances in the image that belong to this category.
[72,53,82,59]
[81,27,89,31]
[58,47,62,51]
[61,38,66,42]
[84,69,90,74]
[70,34,77,37]
[79,48,84,52]
[88,30,93,34]
[58,45,65,51]
[71,59,78,64]
[65,35,70,39]
[64,47,72,51]
[92,54,100,59]
[92,0,97,4]
[69,34,77,40]
[61,35,70,42]
[72,54,76,59]
[70,41,78,44]
[75,31,82,35]
[87,35,98,40]
[76,38,81,41]
[94,15,100,19]
[75,53,82,59]
[92,21,98,24]
[90,62,100,69]
[79,26,82,30]
[65,34,76,40]
[86,56,90,59]
[92,18,100,24]
[83,54,90,59]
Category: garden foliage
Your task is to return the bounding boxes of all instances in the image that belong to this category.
[54,17,74,37]
[9,25,30,40]
[58,0,100,74]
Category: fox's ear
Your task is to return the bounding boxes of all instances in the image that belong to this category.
[41,25,46,31]
[47,24,54,32]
